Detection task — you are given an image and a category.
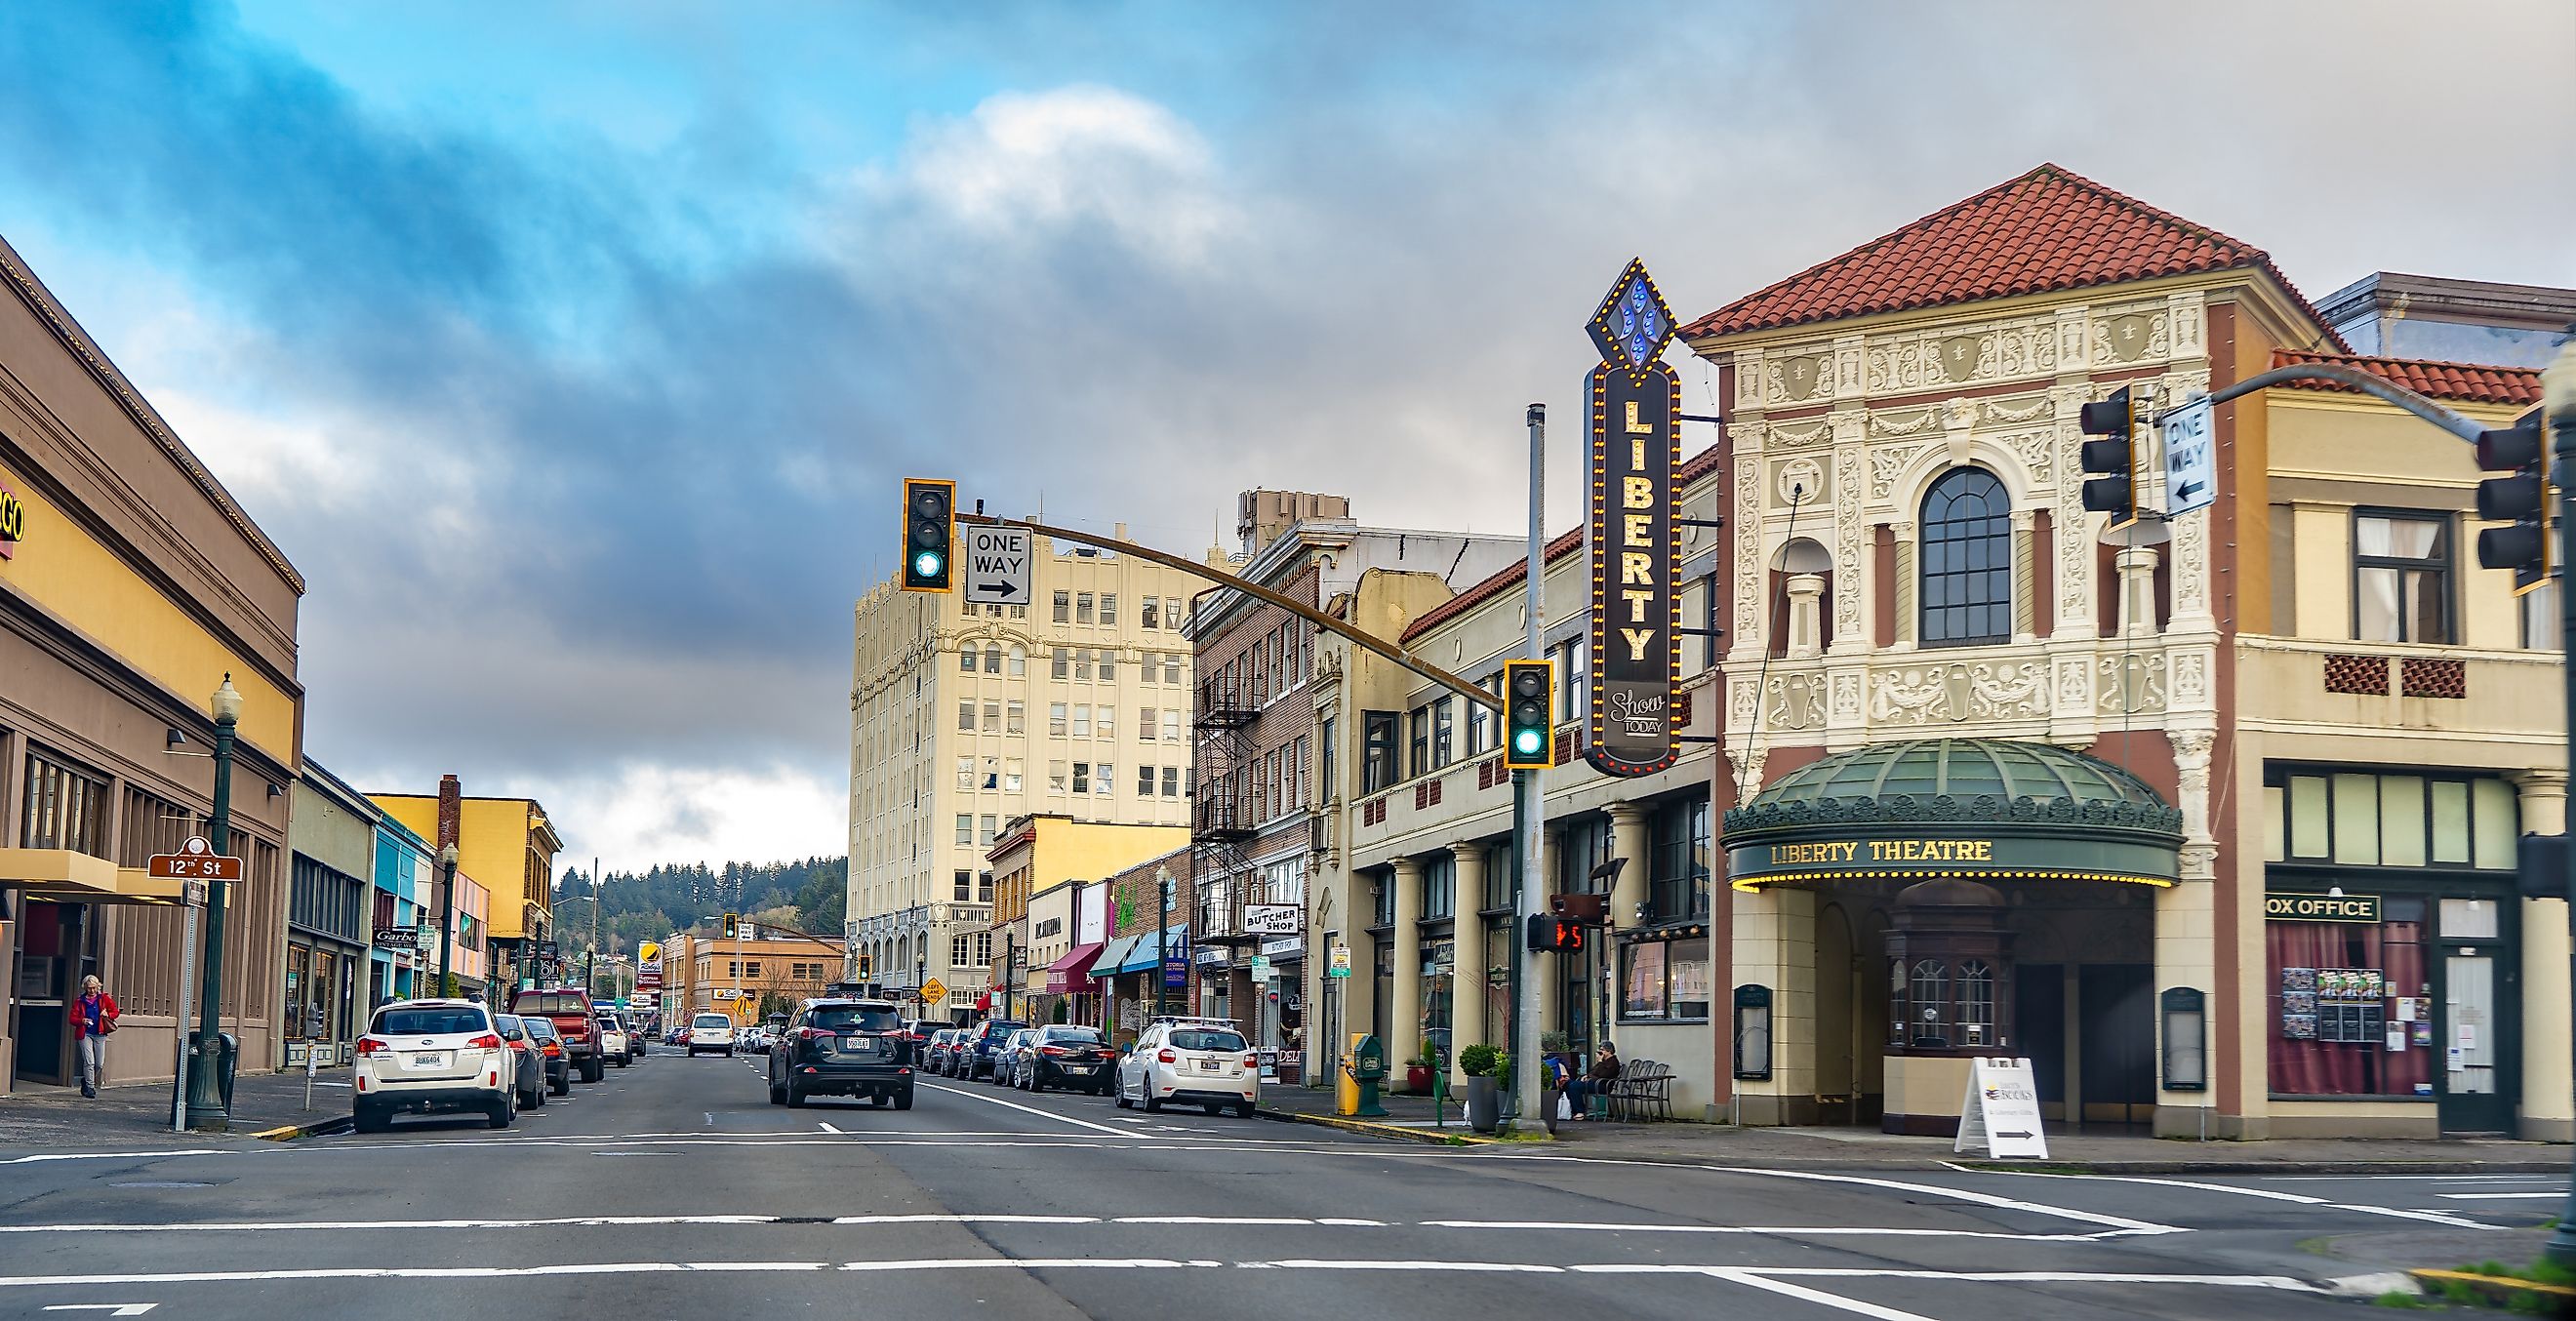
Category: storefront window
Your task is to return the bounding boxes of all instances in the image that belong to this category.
[1648,797,1711,922]
[2266,903,2430,1098]
[284,943,312,1043]
[1618,937,1711,1022]
[2266,771,2516,869]
[1420,939,1453,1060]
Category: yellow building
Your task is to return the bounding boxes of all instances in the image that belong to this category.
[371,776,562,994]
[677,929,847,1026]
[846,529,1199,1007]
[985,814,1186,1021]
[0,232,305,1093]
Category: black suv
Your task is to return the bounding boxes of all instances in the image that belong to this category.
[769,998,913,1109]
[960,1018,1028,1081]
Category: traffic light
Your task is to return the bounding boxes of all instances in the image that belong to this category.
[2078,386,2138,525]
[721,912,739,940]
[2474,410,2549,593]
[857,951,872,979]
[901,478,956,592]
[1502,660,1554,771]
[1524,912,1587,953]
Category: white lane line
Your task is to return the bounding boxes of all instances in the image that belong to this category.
[41,1305,157,1315]
[1707,1270,1936,1321]
[2441,1191,2564,1200]
[0,1151,229,1166]
[914,1082,1138,1138]
[816,1123,841,1135]
[1965,1168,2496,1230]
[1725,1166,2176,1234]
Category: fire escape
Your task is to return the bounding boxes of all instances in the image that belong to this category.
[1190,672,1259,951]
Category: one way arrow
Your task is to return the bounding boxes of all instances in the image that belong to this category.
[971,580,1013,595]
[2173,480,2205,502]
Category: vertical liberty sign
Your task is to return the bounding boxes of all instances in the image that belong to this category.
[1585,259,1681,777]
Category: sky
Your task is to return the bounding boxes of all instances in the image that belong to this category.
[0,1,2568,877]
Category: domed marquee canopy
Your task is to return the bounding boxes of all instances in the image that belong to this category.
[1721,739,2184,891]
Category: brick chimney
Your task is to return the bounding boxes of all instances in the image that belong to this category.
[436,774,462,854]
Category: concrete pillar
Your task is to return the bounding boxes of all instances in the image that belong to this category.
[2115,545,2160,639]
[1389,857,1425,1085]
[1606,801,1651,929]
[1449,844,1488,1080]
[2514,770,2572,1141]
[2011,509,2037,641]
[1890,522,1917,647]
[1785,574,1826,659]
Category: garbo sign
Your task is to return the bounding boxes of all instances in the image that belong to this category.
[1584,259,1681,778]
[2264,892,2382,924]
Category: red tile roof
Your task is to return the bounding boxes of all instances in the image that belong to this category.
[2270,349,2540,409]
[1400,441,1728,644]
[1681,164,2337,344]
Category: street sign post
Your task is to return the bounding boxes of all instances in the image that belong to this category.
[2161,396,2216,519]
[962,525,1033,606]
[1327,942,1351,979]
[148,836,243,882]
[921,977,948,1008]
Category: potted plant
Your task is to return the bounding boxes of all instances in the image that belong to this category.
[1405,1042,1435,1095]
[1459,1044,1505,1134]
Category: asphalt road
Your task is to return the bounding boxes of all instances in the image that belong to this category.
[0,1048,2560,1319]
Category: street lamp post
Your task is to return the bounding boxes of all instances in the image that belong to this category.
[1155,866,1172,1019]
[182,676,243,1131]
[437,843,459,997]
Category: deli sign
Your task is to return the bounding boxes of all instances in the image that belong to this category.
[1583,259,1681,778]
[2265,891,2382,923]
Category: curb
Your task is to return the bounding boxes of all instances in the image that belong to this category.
[1952,1158,2574,1177]
[246,1115,351,1141]
[2408,1267,2576,1307]
[1256,1108,1497,1146]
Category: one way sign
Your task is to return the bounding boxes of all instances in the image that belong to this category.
[962,526,1033,605]
[2161,396,2216,519]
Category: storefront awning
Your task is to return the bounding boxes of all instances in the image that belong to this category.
[1721,738,2184,891]
[1045,942,1104,994]
[0,850,196,905]
[1110,924,1189,974]
[1089,936,1138,981]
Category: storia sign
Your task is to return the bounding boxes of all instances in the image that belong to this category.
[1584,259,1682,778]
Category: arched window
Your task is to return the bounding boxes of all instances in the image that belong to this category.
[1919,467,2012,646]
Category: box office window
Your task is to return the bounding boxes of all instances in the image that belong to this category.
[2264,771,2516,869]
[2267,901,2431,1098]
[1619,937,1711,1022]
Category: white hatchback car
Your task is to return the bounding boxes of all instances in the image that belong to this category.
[1115,1017,1258,1117]
[353,999,514,1132]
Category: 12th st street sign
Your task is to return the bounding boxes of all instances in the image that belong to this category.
[1584,259,1682,777]
[147,835,242,881]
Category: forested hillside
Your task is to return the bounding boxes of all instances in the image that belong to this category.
[550,857,847,956]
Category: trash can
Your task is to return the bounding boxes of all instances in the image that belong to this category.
[188,1030,239,1111]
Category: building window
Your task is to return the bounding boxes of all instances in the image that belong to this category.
[1008,645,1026,676]
[1920,466,2012,647]
[1362,710,1399,792]
[1050,702,1068,736]
[2355,510,2454,644]
[976,931,993,962]
[2523,580,2562,650]
[953,815,973,846]
[1619,937,1712,1021]
[957,701,975,732]
[1049,762,1068,794]
[955,756,975,790]
[2267,901,2430,1097]
[1143,597,1159,629]
[1164,597,1183,630]
[1095,763,1114,796]
[1422,855,1456,920]
[1140,707,1156,742]
[1096,706,1115,740]
[1371,872,1396,928]
[1006,701,1025,735]
[979,815,996,847]
[983,700,1000,731]
[1052,648,1068,679]
[1161,766,1181,798]
[1162,654,1183,685]
[1558,816,1615,894]
[1292,734,1309,809]
[952,933,973,964]
[1409,706,1430,779]
[1073,762,1092,794]
[1557,637,1590,722]
[1431,696,1456,769]
[985,644,1002,673]
[1074,650,1092,681]
[1077,592,1095,624]
[1318,716,1338,802]
[1100,651,1116,681]
[1005,758,1023,791]
[1138,765,1156,796]
[1072,706,1091,738]
[1648,796,1711,922]
[954,870,972,901]
[1162,709,1182,742]
[1469,675,1498,754]
[2265,770,2516,869]
[1101,593,1117,626]
[1054,590,1070,623]
[958,646,975,672]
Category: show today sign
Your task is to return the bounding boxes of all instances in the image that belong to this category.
[2264,892,2382,923]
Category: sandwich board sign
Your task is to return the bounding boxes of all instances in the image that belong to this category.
[1953,1057,2048,1159]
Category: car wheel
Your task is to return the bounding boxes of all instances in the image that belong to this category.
[552,1075,571,1097]
[584,1059,605,1083]
[1098,1081,1115,1098]
[894,1089,913,1111]
[768,1077,786,1106]
[1143,1092,1163,1113]
[353,1104,390,1134]
[487,1101,513,1130]
[1202,1103,1222,1117]
[785,1085,807,1108]
[1114,1083,1131,1108]
[1234,1100,1257,1118]
[869,1093,888,1108]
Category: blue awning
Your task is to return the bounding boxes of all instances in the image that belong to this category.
[1111,925,1188,974]
[1087,935,1138,981]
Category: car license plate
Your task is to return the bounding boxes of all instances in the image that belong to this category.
[1196,1057,1218,1070]
[412,1053,442,1067]
[1067,1064,1094,1073]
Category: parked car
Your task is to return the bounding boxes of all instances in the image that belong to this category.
[987,1027,1039,1087]
[1012,1024,1113,1094]
[958,1019,1028,1081]
[494,1014,548,1110]
[742,1025,772,1055]
[924,1028,959,1075]
[511,987,607,1082]
[606,1011,645,1062]
[687,1012,736,1056]
[768,997,914,1109]
[353,999,515,1132]
[1116,1017,1258,1117]
[523,1016,572,1095]
[593,1013,630,1067]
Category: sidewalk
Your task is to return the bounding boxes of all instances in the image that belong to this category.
[1256,1085,2575,1174]
[0,1068,353,1148]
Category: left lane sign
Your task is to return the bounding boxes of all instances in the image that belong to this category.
[962,526,1032,606]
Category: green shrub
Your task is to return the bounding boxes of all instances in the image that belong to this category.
[1458,1044,1502,1077]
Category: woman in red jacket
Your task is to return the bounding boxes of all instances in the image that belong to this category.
[68,975,118,1098]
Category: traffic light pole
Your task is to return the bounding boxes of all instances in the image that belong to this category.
[1512,403,1549,1130]
[2542,346,2576,1268]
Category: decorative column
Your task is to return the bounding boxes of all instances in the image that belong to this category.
[1785,574,1826,659]
[1449,844,1489,1073]
[2012,509,2038,641]
[1890,522,1918,647]
[1606,802,1651,928]
[2115,545,2161,639]
[2514,770,2573,1141]
[2153,728,2222,1138]
[1389,857,1426,1085]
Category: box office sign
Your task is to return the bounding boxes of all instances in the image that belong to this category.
[1583,259,1682,778]
[2264,892,2383,924]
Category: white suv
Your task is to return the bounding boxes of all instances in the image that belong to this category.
[354,999,514,1132]
[688,1012,737,1056]
[594,1014,630,1066]
[1115,1017,1258,1117]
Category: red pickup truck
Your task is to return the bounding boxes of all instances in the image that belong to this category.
[511,988,605,1083]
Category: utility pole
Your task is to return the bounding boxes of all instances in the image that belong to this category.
[1512,403,1548,1128]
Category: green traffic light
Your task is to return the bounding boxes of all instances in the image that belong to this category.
[1513,729,1543,755]
[913,550,944,579]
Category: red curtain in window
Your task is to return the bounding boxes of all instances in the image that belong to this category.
[2266,918,2429,1097]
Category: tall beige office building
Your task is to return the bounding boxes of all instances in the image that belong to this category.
[846,528,1198,1016]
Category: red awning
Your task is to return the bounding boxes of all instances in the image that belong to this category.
[1044,942,1105,994]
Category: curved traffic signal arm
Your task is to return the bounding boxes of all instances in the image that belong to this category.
[2078,385,2138,528]
[903,479,956,593]
[1503,660,1555,771]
